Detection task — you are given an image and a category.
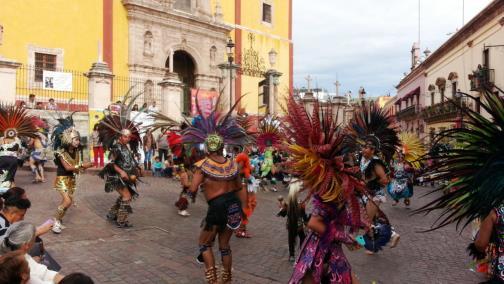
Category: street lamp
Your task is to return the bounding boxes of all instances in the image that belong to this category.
[268,48,277,69]
[226,38,235,109]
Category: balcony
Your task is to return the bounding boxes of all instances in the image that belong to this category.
[421,102,459,123]
[396,105,418,121]
[469,67,495,91]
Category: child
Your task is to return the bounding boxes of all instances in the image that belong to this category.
[152,156,163,177]
[174,165,191,216]
[277,178,308,262]
[163,156,174,178]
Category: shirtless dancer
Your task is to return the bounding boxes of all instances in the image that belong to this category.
[188,134,247,284]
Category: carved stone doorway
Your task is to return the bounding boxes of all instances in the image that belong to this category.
[166,50,196,115]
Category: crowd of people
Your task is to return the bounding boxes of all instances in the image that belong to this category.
[0,83,502,284]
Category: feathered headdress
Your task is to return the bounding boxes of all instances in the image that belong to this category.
[256,114,283,153]
[98,89,142,152]
[397,132,426,169]
[345,102,400,163]
[0,104,37,139]
[415,87,504,231]
[182,92,249,152]
[51,113,80,150]
[282,94,362,229]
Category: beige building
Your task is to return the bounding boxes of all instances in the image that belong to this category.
[394,0,504,144]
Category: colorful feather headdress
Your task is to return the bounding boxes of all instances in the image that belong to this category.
[397,132,426,169]
[256,114,283,153]
[416,86,504,231]
[98,89,143,153]
[282,94,362,228]
[0,104,37,139]
[51,113,80,151]
[345,102,400,163]
[182,92,249,152]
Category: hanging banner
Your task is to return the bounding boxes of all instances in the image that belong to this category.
[191,89,218,118]
[42,70,73,92]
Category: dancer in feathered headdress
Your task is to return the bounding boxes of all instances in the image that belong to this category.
[28,116,49,183]
[183,94,249,283]
[98,91,143,228]
[0,105,37,192]
[415,86,504,282]
[387,133,426,207]
[345,102,401,253]
[284,95,364,284]
[50,113,94,234]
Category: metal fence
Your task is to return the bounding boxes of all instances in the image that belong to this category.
[15,65,89,112]
[112,76,164,110]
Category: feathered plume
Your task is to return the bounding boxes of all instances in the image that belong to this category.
[98,87,143,152]
[283,94,362,229]
[182,91,249,147]
[0,104,37,138]
[256,114,283,152]
[345,102,400,163]
[51,114,77,150]
[415,87,504,231]
[398,132,426,169]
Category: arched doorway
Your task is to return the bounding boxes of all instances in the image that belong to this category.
[166,50,196,115]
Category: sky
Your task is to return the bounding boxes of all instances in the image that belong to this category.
[293,0,494,98]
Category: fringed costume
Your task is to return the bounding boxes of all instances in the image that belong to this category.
[98,93,143,228]
[0,105,36,192]
[282,96,364,284]
[346,102,401,253]
[415,86,504,283]
[182,94,249,284]
[50,114,88,234]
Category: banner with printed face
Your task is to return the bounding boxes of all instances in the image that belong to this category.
[191,89,218,118]
[42,71,73,92]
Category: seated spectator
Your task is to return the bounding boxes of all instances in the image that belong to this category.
[60,272,94,284]
[46,98,58,111]
[18,101,27,108]
[0,250,30,284]
[0,222,64,283]
[163,158,174,178]
[0,188,31,237]
[152,156,163,177]
[35,102,44,110]
[26,94,37,109]
[0,187,53,237]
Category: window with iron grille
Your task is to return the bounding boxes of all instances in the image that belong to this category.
[262,3,272,23]
[34,53,56,82]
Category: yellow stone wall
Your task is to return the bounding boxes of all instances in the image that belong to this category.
[0,0,291,114]
[214,0,292,114]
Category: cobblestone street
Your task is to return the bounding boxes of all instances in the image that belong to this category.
[18,170,484,284]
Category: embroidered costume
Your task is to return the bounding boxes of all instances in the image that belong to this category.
[98,93,143,228]
[283,96,364,284]
[346,102,401,253]
[182,93,249,283]
[0,105,36,191]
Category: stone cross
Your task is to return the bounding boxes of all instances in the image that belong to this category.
[334,80,341,97]
[346,91,352,106]
[305,75,312,91]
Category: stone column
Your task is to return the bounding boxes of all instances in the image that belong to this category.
[218,63,240,112]
[85,61,114,111]
[158,72,184,121]
[0,58,21,104]
[265,69,282,114]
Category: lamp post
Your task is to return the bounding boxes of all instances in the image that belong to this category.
[226,38,235,110]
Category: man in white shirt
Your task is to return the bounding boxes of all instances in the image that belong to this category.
[147,101,159,113]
